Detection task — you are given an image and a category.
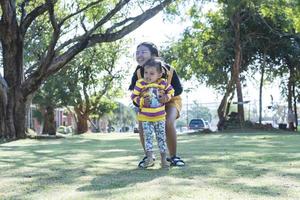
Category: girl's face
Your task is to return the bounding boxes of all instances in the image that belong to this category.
[136,45,152,66]
[144,66,162,83]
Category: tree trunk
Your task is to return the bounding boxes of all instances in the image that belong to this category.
[226,92,235,117]
[0,81,8,138]
[287,57,296,131]
[76,114,89,134]
[217,78,235,131]
[293,69,298,128]
[42,106,56,135]
[236,76,244,122]
[0,4,26,139]
[2,89,27,139]
[24,93,35,132]
[74,106,89,134]
[259,53,266,124]
[232,11,244,123]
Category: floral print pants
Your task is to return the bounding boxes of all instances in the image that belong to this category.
[142,121,167,153]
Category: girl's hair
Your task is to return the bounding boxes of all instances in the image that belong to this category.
[143,57,163,73]
[137,42,159,56]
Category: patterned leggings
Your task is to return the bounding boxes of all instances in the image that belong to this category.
[142,121,167,153]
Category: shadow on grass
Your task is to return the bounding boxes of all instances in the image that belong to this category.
[173,131,300,197]
[1,131,300,199]
[220,183,282,196]
[78,168,167,190]
[0,135,143,199]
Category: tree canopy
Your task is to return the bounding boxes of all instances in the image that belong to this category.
[0,0,174,138]
[162,0,300,130]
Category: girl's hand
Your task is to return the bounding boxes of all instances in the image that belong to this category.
[143,96,151,107]
[140,89,147,97]
[158,89,165,97]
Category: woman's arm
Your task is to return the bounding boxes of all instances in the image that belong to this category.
[171,69,183,96]
[129,72,138,91]
[158,80,174,104]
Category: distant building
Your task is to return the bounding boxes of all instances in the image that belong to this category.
[27,105,74,133]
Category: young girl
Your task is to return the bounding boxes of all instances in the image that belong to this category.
[129,42,185,167]
[131,58,173,168]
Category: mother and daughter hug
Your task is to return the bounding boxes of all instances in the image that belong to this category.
[129,42,185,169]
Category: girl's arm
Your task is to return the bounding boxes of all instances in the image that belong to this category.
[131,80,145,108]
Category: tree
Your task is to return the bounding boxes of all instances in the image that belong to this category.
[258,0,300,130]
[163,1,258,130]
[163,0,300,130]
[189,101,212,121]
[69,44,126,134]
[32,70,67,135]
[34,42,128,134]
[0,0,173,139]
[108,102,136,130]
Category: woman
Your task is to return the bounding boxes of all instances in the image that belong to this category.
[129,42,185,167]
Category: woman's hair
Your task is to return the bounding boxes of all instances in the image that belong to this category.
[143,57,163,73]
[137,42,159,56]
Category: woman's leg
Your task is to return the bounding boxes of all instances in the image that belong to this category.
[165,105,185,166]
[165,106,178,157]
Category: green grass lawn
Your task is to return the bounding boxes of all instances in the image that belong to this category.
[1,131,300,200]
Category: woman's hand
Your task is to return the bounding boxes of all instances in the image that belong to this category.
[159,94,169,104]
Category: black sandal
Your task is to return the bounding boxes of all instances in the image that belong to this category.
[167,156,185,166]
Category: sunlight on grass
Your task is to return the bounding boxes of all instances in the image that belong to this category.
[1,132,300,199]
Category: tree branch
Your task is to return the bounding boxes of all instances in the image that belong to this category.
[19,0,30,23]
[59,0,105,26]
[21,39,89,97]
[44,0,60,63]
[20,2,51,36]
[87,0,131,35]
[0,0,17,30]
[256,13,300,40]
[21,0,173,97]
[32,0,61,79]
[55,0,131,52]
[88,0,173,44]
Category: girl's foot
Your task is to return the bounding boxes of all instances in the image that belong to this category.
[138,155,155,168]
[140,158,154,168]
